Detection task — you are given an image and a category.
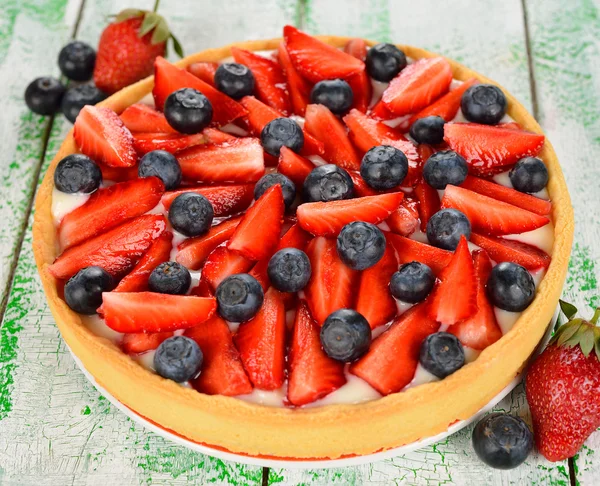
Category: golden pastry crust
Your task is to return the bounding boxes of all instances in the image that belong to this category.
[33,37,574,459]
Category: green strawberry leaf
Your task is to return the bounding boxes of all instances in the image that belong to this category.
[139,12,161,37]
[580,327,595,356]
[560,299,578,320]
[171,33,184,58]
[151,17,170,45]
[115,9,144,23]
[555,320,582,346]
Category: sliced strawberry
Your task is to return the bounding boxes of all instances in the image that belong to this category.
[344,40,370,113]
[277,146,315,187]
[386,233,452,275]
[100,292,216,333]
[344,38,367,61]
[120,103,177,134]
[201,246,253,291]
[386,195,420,237]
[187,61,218,86]
[234,287,286,390]
[122,331,173,354]
[202,127,236,144]
[408,78,478,125]
[132,132,206,155]
[414,179,441,232]
[190,278,214,297]
[228,185,284,260]
[348,171,377,197]
[186,316,253,396]
[444,123,545,176]
[448,250,502,350]
[382,57,453,116]
[283,25,365,83]
[297,192,403,237]
[161,184,254,215]
[369,100,397,121]
[48,214,166,280]
[350,301,440,395]
[429,236,477,325]
[441,185,549,235]
[73,106,137,168]
[498,122,523,131]
[287,301,346,406]
[305,236,358,325]
[178,138,265,184]
[58,177,164,250]
[98,163,139,182]
[470,233,551,270]
[277,41,311,116]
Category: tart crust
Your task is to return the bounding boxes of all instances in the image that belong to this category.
[33,37,574,459]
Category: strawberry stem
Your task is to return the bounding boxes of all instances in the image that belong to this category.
[591,308,600,325]
[153,0,160,12]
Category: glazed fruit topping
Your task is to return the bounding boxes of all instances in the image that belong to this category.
[303,164,354,203]
[390,261,435,304]
[461,84,508,125]
[426,208,471,251]
[365,43,407,82]
[320,309,371,362]
[487,262,536,312]
[267,248,311,293]
[154,336,203,383]
[138,150,181,190]
[216,273,264,322]
[260,117,304,156]
[419,332,465,378]
[360,145,408,190]
[168,192,214,237]
[54,154,102,194]
[65,266,113,315]
[148,261,191,295]
[164,88,213,134]
[336,221,386,270]
[509,156,549,194]
[409,115,445,145]
[254,173,296,209]
[310,79,354,115]
[422,150,468,189]
[214,62,256,100]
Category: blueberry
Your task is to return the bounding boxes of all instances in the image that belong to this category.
[337,221,386,270]
[154,336,203,383]
[214,62,255,99]
[24,77,65,116]
[148,262,191,295]
[509,157,548,193]
[216,273,264,322]
[61,84,107,123]
[423,150,468,189]
[310,79,353,115]
[64,266,113,315]
[260,117,304,156]
[54,153,102,194]
[487,262,535,312]
[58,41,96,81]
[390,262,435,303]
[168,192,214,237]
[303,164,354,202]
[320,309,371,362]
[409,116,445,145]
[164,88,213,134]
[267,248,311,292]
[426,208,471,251]
[472,413,533,469]
[254,173,296,209]
[365,43,407,82]
[139,150,182,190]
[419,332,465,378]
[461,84,507,125]
[360,145,408,190]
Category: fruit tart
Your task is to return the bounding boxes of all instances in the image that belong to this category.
[33,26,574,459]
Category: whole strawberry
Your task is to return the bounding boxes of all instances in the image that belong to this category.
[525,301,600,462]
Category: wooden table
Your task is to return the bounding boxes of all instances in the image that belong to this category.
[0,0,598,483]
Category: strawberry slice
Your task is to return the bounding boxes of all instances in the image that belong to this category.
[429,236,477,325]
[202,127,236,144]
[187,61,218,86]
[114,231,173,292]
[356,243,399,329]
[58,177,164,250]
[234,287,286,390]
[346,70,372,113]
[190,278,214,297]
[369,100,397,121]
[297,192,404,237]
[161,184,254,215]
[100,292,216,333]
[120,103,177,134]
[408,78,478,125]
[386,195,420,237]
[470,233,551,270]
[414,179,441,232]
[350,301,440,395]
[201,246,253,291]
[348,171,377,197]
[122,332,173,354]
[178,138,265,184]
[48,214,166,280]
[344,38,367,60]
[382,57,453,116]
[277,146,315,187]
[153,57,247,125]
[448,250,502,350]
[73,106,137,168]
[461,175,551,216]
[277,41,311,116]
[132,132,206,155]
[386,233,452,275]
[441,185,549,236]
[498,122,523,131]
[305,236,358,325]
[287,301,346,406]
[186,316,253,396]
[228,185,284,260]
[98,163,139,183]
[444,123,545,176]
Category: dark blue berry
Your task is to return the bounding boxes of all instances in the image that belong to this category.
[260,117,304,156]
[216,273,264,322]
[61,84,107,123]
[487,262,535,312]
[168,192,214,237]
[214,63,255,99]
[365,43,407,82]
[148,262,191,295]
[423,150,468,189]
[139,150,182,190]
[254,173,296,209]
[337,221,386,270]
[360,145,408,190]
[154,336,203,383]
[426,208,471,251]
[267,248,311,292]
[320,309,371,362]
[25,77,65,116]
[461,84,507,125]
[64,266,113,315]
[310,79,353,115]
[419,332,465,378]
[54,153,102,194]
[58,41,96,81]
[303,164,354,202]
[164,88,213,134]
[390,262,435,303]
[509,157,548,193]
[473,413,533,469]
[409,115,445,145]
